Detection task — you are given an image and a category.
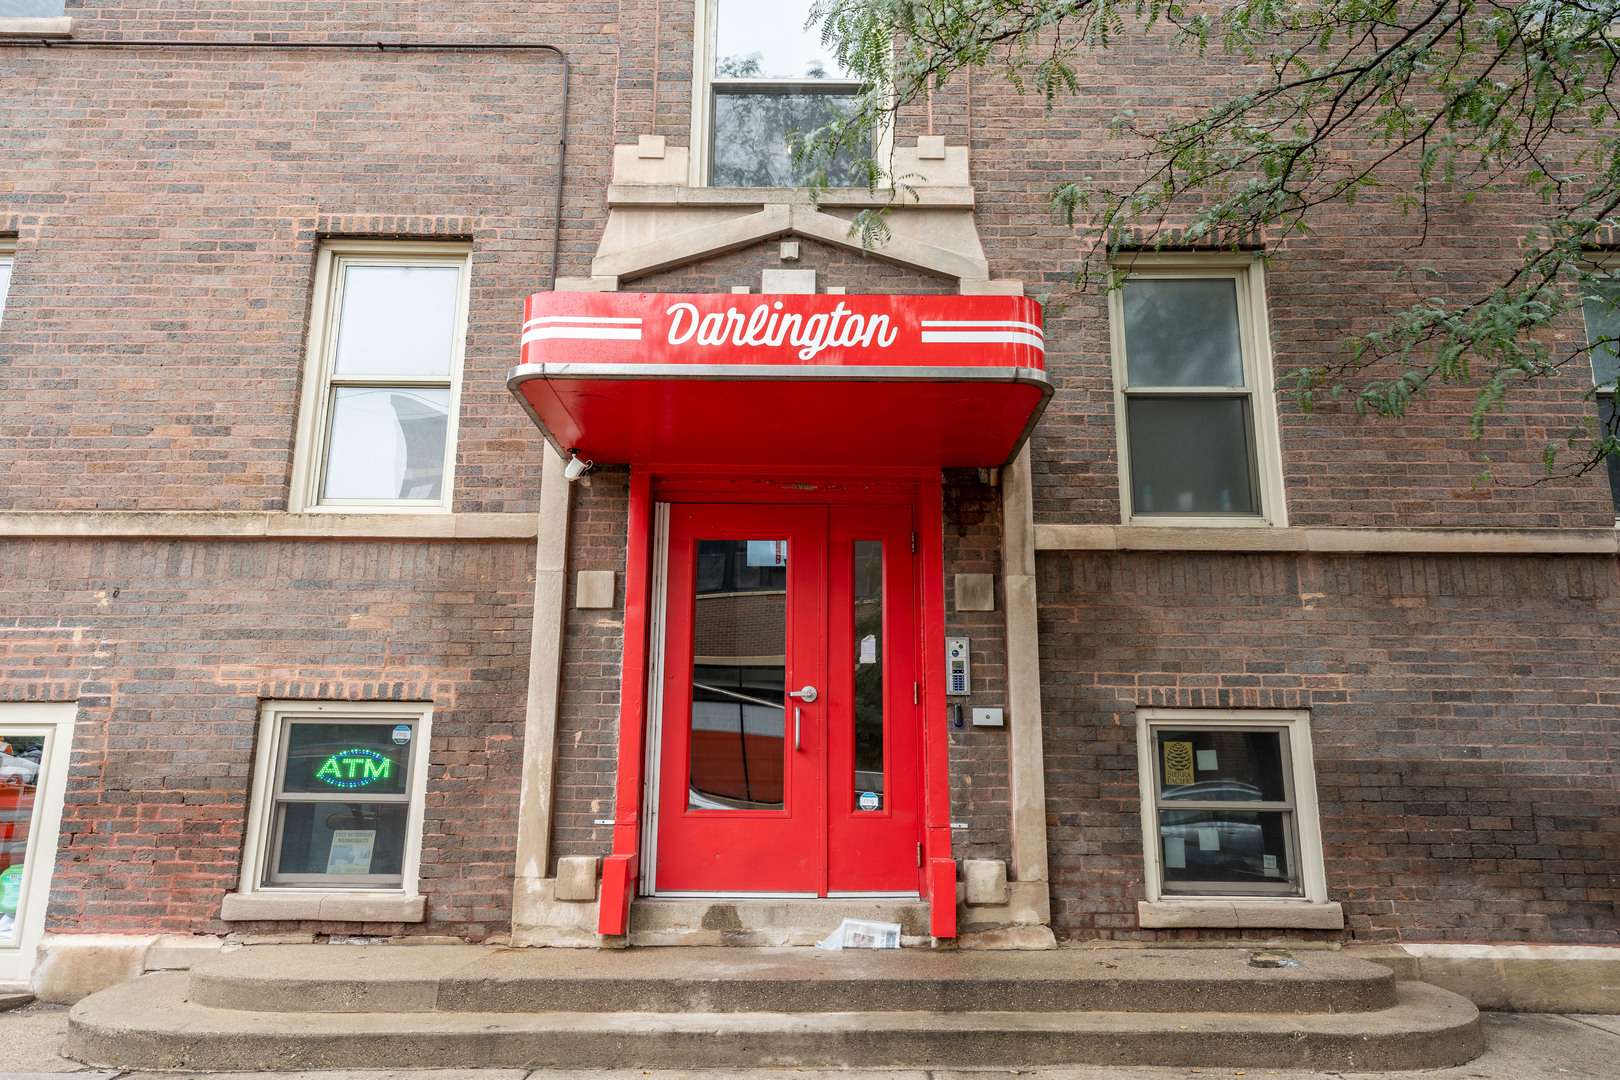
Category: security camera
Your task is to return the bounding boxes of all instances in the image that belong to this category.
[564,449,593,481]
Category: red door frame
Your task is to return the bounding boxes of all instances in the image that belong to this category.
[599,467,957,938]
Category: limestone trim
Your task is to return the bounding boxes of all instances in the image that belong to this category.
[1034,523,1620,555]
[513,448,576,921]
[0,17,73,39]
[593,138,999,290]
[219,892,427,923]
[591,200,989,284]
[1001,446,1050,886]
[0,511,540,541]
[1137,899,1346,930]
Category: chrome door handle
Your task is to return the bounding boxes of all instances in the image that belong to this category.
[788,685,818,703]
[794,707,802,751]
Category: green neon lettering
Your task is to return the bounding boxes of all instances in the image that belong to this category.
[363,758,390,781]
[315,757,342,781]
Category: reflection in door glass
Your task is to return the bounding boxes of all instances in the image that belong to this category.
[689,540,788,810]
[852,541,884,809]
[0,733,46,944]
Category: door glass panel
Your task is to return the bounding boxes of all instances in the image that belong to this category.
[852,541,884,810]
[0,733,46,944]
[689,539,788,810]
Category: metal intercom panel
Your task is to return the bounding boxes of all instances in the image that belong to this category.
[946,636,970,696]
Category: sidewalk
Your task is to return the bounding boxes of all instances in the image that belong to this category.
[1,1000,1617,1080]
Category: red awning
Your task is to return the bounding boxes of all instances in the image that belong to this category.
[507,291,1051,468]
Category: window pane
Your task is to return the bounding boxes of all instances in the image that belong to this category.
[1583,278,1620,390]
[852,540,884,809]
[0,732,47,943]
[1126,397,1257,515]
[272,802,407,881]
[323,387,450,501]
[1603,397,1620,517]
[1158,809,1296,893]
[689,540,788,810]
[1156,729,1287,802]
[712,91,861,188]
[0,1,66,14]
[281,722,413,796]
[1123,278,1245,387]
[333,265,459,377]
[715,0,850,79]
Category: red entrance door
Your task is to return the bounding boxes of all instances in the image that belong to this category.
[653,502,921,895]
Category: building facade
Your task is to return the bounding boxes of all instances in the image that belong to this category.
[0,1,1616,992]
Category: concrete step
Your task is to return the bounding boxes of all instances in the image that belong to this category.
[183,944,1400,1015]
[65,970,1482,1072]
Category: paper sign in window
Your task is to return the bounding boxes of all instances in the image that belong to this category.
[326,830,377,874]
[1164,835,1187,869]
[1196,749,1218,771]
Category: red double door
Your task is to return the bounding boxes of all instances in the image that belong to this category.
[654,502,922,895]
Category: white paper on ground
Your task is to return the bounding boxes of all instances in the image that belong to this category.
[814,917,903,950]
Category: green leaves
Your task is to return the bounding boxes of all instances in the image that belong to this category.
[806,0,1620,483]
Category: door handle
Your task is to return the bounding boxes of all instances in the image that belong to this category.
[787,686,814,752]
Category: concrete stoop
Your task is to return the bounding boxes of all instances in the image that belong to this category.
[64,945,1483,1071]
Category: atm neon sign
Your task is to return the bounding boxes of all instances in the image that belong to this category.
[315,749,394,789]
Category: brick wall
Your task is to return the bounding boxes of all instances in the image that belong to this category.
[1038,549,1620,944]
[0,535,533,938]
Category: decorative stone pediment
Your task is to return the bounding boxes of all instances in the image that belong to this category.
[560,135,1020,296]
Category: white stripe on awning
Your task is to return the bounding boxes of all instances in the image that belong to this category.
[523,315,645,329]
[921,319,1043,338]
[523,327,645,343]
[919,330,1045,350]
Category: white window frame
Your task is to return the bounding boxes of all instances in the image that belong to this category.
[0,703,75,983]
[1107,253,1288,528]
[235,700,433,903]
[0,239,16,327]
[289,240,472,514]
[1135,708,1328,905]
[1579,255,1620,523]
[688,0,890,189]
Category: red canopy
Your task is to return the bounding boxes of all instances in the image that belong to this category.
[507,291,1051,468]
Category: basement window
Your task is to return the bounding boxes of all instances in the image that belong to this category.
[239,701,432,892]
[1135,710,1329,903]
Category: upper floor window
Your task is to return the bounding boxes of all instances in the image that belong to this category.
[1108,254,1287,526]
[693,0,863,187]
[0,2,67,16]
[1580,271,1620,517]
[290,241,471,513]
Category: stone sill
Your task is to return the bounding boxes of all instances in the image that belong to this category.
[1036,524,1619,557]
[221,892,426,923]
[1138,900,1345,930]
[0,510,539,542]
[0,17,72,39]
[606,184,976,211]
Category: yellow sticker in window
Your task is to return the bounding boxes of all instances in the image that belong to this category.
[1163,741,1195,787]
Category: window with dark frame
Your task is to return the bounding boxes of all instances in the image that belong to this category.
[1118,276,1264,518]
[707,0,864,188]
[1580,274,1620,516]
[1147,725,1304,897]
